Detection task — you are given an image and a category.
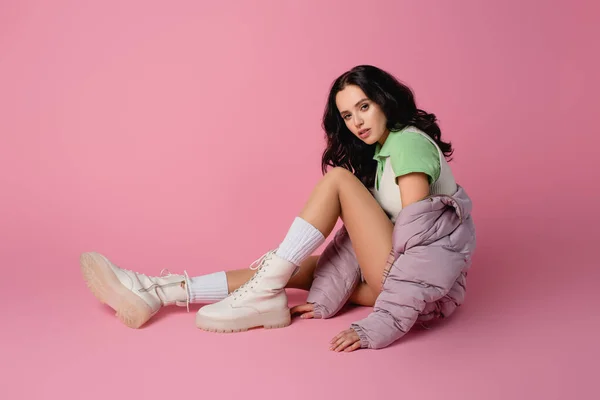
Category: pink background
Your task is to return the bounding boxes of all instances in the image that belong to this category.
[1,0,598,399]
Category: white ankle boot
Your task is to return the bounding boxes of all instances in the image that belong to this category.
[80,252,190,328]
[195,250,296,332]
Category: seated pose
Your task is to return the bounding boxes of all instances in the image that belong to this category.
[80,64,476,352]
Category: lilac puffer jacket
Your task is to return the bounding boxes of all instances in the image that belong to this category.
[306,185,476,349]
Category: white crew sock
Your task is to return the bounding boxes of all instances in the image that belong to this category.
[275,217,325,266]
[188,271,229,303]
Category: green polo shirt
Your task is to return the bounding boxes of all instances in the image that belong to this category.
[373,128,441,191]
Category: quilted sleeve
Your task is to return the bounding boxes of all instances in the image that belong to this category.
[306,226,361,319]
[350,240,470,349]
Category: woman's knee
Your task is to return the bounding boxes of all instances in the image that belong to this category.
[326,167,356,184]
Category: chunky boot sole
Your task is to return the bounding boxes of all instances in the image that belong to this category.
[195,308,291,333]
[80,252,154,329]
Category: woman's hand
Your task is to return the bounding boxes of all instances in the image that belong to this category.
[330,328,361,352]
[290,303,315,319]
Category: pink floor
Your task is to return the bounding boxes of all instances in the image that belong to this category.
[3,219,598,400]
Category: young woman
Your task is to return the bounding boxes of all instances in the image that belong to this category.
[80,65,476,352]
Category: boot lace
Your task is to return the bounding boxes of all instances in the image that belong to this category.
[230,249,276,301]
[137,269,191,312]
[99,254,191,311]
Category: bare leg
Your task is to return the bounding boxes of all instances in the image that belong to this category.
[298,167,394,296]
[226,254,377,306]
[221,167,390,304]
[348,282,378,306]
[225,255,319,292]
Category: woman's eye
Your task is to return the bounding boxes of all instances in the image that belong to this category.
[343,114,351,120]
[361,104,369,110]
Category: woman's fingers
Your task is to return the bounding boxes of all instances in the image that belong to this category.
[344,342,361,352]
[291,303,314,315]
[330,329,360,352]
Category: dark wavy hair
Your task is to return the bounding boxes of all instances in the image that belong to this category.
[321,65,453,188]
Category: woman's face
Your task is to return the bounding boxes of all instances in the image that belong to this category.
[335,84,390,145]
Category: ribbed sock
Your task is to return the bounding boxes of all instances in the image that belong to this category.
[275,217,325,266]
[188,271,229,303]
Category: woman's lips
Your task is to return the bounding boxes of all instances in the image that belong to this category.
[359,129,371,139]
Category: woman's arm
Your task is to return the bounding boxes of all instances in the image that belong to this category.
[329,172,432,352]
[396,172,430,207]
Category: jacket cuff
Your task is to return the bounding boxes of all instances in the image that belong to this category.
[308,302,325,319]
[350,324,371,349]
[306,290,337,319]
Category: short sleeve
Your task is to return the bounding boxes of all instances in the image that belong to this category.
[388,131,441,184]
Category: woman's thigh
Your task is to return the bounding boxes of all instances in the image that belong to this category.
[332,168,394,293]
